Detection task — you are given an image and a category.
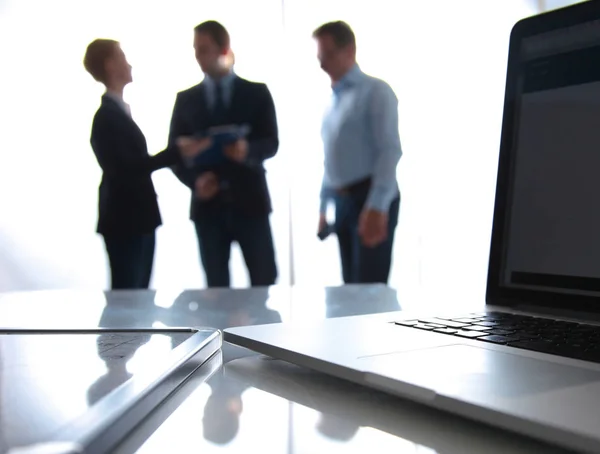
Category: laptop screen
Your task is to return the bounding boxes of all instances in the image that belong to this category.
[501,18,600,297]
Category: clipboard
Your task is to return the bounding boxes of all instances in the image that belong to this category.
[187,124,251,167]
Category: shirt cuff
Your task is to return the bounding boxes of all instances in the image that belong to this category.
[244,140,264,167]
[365,185,397,212]
[319,195,328,214]
[320,182,332,214]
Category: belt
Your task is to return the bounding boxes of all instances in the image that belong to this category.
[335,177,372,196]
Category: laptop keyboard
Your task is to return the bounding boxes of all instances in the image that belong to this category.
[394,311,600,363]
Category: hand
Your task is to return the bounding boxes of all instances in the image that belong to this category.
[224,139,249,162]
[317,213,327,235]
[358,209,388,247]
[194,172,219,200]
[176,136,212,159]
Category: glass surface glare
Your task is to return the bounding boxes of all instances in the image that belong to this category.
[0,331,194,450]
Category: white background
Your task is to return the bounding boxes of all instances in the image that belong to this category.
[0,0,561,305]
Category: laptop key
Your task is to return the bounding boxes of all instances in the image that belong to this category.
[414,324,435,330]
[487,329,515,336]
[494,325,520,331]
[519,330,542,337]
[451,318,480,323]
[418,318,453,325]
[465,325,493,332]
[479,335,522,344]
[425,323,447,329]
[442,321,470,329]
[564,341,585,349]
[571,327,598,334]
[394,320,419,327]
[454,330,487,338]
[433,328,458,334]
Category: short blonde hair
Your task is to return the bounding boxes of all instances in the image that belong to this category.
[83,38,119,84]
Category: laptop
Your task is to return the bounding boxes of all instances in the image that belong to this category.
[225,2,600,452]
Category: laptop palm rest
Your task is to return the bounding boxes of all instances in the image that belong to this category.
[359,344,600,399]
[355,344,600,450]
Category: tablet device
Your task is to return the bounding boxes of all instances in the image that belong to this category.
[1,327,221,454]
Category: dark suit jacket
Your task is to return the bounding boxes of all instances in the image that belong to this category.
[90,95,177,235]
[168,76,279,220]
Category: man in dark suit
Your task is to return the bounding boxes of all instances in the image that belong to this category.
[169,21,279,288]
[84,39,187,289]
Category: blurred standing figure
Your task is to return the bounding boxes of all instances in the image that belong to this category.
[84,39,197,289]
[169,21,279,288]
[314,21,402,284]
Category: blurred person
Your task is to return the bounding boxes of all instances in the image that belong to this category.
[202,371,248,445]
[314,21,402,284]
[84,39,208,289]
[87,291,159,405]
[169,21,279,288]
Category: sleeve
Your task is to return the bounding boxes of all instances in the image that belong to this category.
[167,93,196,188]
[319,176,332,214]
[364,81,403,212]
[91,110,176,178]
[244,83,279,168]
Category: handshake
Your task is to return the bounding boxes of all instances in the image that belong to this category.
[175,136,248,163]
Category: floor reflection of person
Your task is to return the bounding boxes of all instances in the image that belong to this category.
[163,287,282,330]
[162,287,282,362]
[202,371,249,446]
[87,292,158,406]
[325,285,400,318]
[86,331,152,406]
[316,413,360,442]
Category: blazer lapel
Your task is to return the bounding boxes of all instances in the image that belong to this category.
[192,83,210,126]
[228,76,243,112]
[101,95,145,140]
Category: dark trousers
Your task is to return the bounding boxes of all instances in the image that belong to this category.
[103,233,156,290]
[334,191,400,284]
[194,209,277,288]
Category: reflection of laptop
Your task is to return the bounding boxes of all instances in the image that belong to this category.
[224,356,554,452]
[2,328,221,454]
[225,2,600,452]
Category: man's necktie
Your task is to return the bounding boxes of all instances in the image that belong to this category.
[212,80,226,124]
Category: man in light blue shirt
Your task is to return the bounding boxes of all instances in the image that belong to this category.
[314,21,402,284]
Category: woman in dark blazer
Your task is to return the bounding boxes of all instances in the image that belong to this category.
[83,38,205,289]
